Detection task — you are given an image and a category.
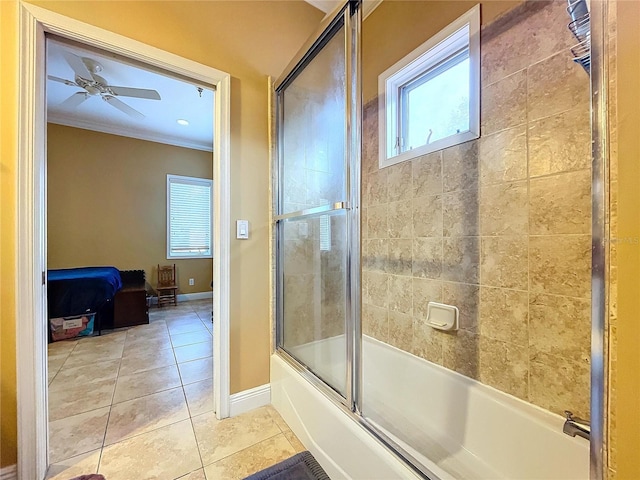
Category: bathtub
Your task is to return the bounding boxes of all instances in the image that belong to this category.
[271,335,589,479]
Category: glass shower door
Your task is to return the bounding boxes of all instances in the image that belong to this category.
[275,4,360,400]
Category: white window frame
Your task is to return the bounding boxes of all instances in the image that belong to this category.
[378,4,480,168]
[167,174,213,259]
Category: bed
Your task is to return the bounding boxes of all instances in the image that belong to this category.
[47,266,123,337]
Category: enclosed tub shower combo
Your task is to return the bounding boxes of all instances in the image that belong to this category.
[271,0,604,478]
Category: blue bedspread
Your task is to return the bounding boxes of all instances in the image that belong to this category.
[47,267,122,318]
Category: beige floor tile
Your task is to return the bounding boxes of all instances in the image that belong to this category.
[183,378,214,417]
[66,341,125,365]
[105,387,189,445]
[171,331,212,348]
[119,346,176,376]
[174,341,213,364]
[265,405,289,432]
[168,321,209,336]
[203,434,296,480]
[192,407,281,465]
[124,333,174,352]
[51,358,121,386]
[99,419,202,480]
[76,330,128,346]
[49,407,110,463]
[48,339,78,357]
[283,429,306,453]
[176,469,206,480]
[48,377,116,422]
[113,364,182,404]
[126,324,169,342]
[178,357,213,385]
[45,449,102,480]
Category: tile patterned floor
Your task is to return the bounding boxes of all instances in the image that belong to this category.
[46,299,304,480]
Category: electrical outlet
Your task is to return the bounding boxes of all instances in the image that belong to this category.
[189,278,195,286]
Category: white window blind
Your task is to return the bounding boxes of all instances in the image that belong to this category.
[167,174,213,259]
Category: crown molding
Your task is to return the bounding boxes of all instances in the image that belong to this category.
[47,114,214,152]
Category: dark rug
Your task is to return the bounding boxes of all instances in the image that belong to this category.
[244,451,330,480]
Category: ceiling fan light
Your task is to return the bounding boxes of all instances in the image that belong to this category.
[177,119,189,126]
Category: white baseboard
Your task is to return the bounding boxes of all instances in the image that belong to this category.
[149,291,213,305]
[229,384,271,417]
[0,465,16,480]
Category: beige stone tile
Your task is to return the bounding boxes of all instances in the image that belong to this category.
[362,270,388,309]
[529,353,590,418]
[178,357,214,386]
[75,330,127,347]
[176,469,207,480]
[367,204,388,239]
[113,364,182,404]
[411,318,443,365]
[283,429,306,453]
[362,99,379,175]
[412,151,442,198]
[529,294,590,363]
[529,235,591,298]
[124,334,174,352]
[265,405,289,432]
[48,377,116,422]
[481,70,527,135]
[480,236,528,290]
[283,234,314,276]
[481,1,575,86]
[442,140,479,193]
[362,303,388,342]
[168,320,209,336]
[529,170,591,235]
[365,169,388,206]
[479,287,528,346]
[388,239,412,276]
[412,278,443,321]
[48,339,78,357]
[105,387,190,445]
[478,125,527,185]
[99,419,202,480]
[442,282,479,333]
[363,239,388,273]
[527,50,590,123]
[528,107,591,178]
[45,449,101,480]
[442,237,479,284]
[51,358,120,387]
[387,161,412,203]
[361,206,369,239]
[119,346,176,376]
[174,341,213,364]
[203,434,296,480]
[193,407,281,465]
[479,336,528,400]
[387,199,413,238]
[49,407,110,463]
[442,188,479,237]
[388,275,412,315]
[183,378,215,417]
[480,181,528,236]
[171,330,213,348]
[124,321,167,339]
[442,330,479,379]
[412,238,442,279]
[413,194,443,238]
[388,311,413,352]
[65,341,124,365]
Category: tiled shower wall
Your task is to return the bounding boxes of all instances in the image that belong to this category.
[362,1,592,418]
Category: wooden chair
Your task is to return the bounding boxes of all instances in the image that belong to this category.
[156,264,178,307]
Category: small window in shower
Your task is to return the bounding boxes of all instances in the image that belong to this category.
[378,4,480,168]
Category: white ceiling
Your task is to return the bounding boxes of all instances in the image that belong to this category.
[46,38,214,152]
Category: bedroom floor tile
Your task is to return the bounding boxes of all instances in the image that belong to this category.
[47,300,302,478]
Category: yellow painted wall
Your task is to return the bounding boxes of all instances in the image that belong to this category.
[0,0,322,468]
[47,124,213,294]
[0,0,19,469]
[613,0,640,477]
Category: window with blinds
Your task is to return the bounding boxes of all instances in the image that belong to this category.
[167,174,213,259]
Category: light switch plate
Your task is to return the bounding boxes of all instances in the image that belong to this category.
[236,220,249,239]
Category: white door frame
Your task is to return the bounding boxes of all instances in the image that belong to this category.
[16,4,231,479]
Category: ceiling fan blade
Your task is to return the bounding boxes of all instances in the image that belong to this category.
[59,92,89,108]
[62,51,94,80]
[47,75,77,87]
[109,86,161,100]
[103,96,145,119]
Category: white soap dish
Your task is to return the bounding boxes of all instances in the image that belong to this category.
[426,302,459,331]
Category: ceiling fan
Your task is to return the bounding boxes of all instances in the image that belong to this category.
[48,51,161,119]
